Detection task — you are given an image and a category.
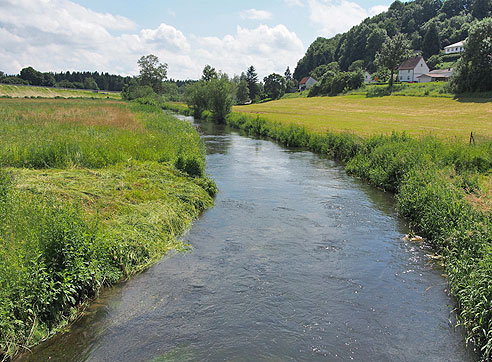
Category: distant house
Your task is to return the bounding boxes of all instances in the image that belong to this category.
[299,76,317,91]
[417,68,454,83]
[364,71,375,84]
[398,56,429,83]
[444,41,465,55]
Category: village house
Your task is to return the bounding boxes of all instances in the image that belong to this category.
[444,41,465,54]
[299,76,317,91]
[364,71,375,84]
[398,56,429,82]
[417,68,454,83]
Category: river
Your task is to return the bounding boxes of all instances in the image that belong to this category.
[21,116,477,361]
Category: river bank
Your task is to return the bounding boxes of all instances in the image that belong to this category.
[163,101,492,359]
[0,100,215,360]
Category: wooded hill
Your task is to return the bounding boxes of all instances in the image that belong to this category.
[293,0,491,80]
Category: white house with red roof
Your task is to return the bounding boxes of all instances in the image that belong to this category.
[299,76,317,91]
[398,56,429,83]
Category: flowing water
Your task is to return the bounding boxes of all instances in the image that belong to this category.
[22,117,477,362]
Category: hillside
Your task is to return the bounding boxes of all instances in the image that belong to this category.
[0,84,121,99]
[294,0,489,79]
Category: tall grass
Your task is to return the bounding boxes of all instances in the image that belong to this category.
[0,99,215,360]
[224,111,492,358]
[0,100,205,176]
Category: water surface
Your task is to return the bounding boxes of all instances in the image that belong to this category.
[22,117,476,361]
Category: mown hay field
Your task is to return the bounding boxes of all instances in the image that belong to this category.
[0,98,215,360]
[0,84,121,99]
[234,95,492,141]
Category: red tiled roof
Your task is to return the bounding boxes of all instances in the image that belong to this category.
[398,56,423,70]
[299,76,309,85]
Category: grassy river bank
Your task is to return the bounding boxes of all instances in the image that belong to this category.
[164,97,492,359]
[0,99,215,360]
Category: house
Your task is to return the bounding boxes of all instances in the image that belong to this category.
[364,71,375,84]
[398,56,429,83]
[299,76,317,91]
[417,68,454,83]
[444,41,465,55]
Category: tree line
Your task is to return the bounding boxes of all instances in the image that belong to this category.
[0,67,132,91]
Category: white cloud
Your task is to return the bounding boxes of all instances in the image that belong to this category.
[369,5,389,16]
[240,9,273,21]
[0,0,304,79]
[284,0,305,7]
[308,0,387,37]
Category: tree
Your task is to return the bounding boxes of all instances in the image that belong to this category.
[450,18,492,92]
[284,67,292,81]
[422,22,441,59]
[472,0,491,19]
[137,54,168,93]
[20,66,43,86]
[375,33,412,87]
[236,78,250,104]
[246,66,259,101]
[207,75,234,122]
[263,73,286,100]
[83,77,99,90]
[202,65,218,82]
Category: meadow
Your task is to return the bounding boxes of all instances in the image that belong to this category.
[235,94,492,142]
[0,99,215,360]
[0,84,121,100]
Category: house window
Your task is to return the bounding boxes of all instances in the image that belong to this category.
[407,76,410,80]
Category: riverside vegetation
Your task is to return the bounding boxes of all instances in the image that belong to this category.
[163,98,492,359]
[0,99,216,360]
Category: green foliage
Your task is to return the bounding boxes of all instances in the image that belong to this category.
[186,69,234,122]
[137,54,168,94]
[375,33,412,87]
[472,0,492,19]
[246,66,259,101]
[263,73,286,100]
[450,18,492,93]
[308,70,363,97]
[422,22,441,59]
[236,79,250,104]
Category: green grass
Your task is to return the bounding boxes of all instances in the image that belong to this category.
[0,84,121,99]
[233,93,492,141]
[0,99,215,360]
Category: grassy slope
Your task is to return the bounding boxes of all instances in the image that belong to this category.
[0,84,121,99]
[234,94,492,141]
[0,99,215,360]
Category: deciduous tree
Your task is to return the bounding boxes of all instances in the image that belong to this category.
[137,54,168,93]
[375,33,412,87]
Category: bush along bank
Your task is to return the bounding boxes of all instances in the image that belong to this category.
[0,100,216,360]
[225,111,492,358]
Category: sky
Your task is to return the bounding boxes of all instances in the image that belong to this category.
[0,0,392,80]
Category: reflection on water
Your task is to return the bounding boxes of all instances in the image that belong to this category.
[20,117,477,362]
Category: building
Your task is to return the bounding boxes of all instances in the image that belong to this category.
[444,41,465,55]
[299,76,317,91]
[398,56,429,83]
[364,71,375,84]
[417,68,454,83]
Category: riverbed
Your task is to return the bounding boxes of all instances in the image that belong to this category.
[21,116,477,361]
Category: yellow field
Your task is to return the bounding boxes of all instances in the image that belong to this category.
[234,95,492,141]
[0,84,121,99]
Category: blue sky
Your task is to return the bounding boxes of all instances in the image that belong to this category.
[0,0,391,79]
